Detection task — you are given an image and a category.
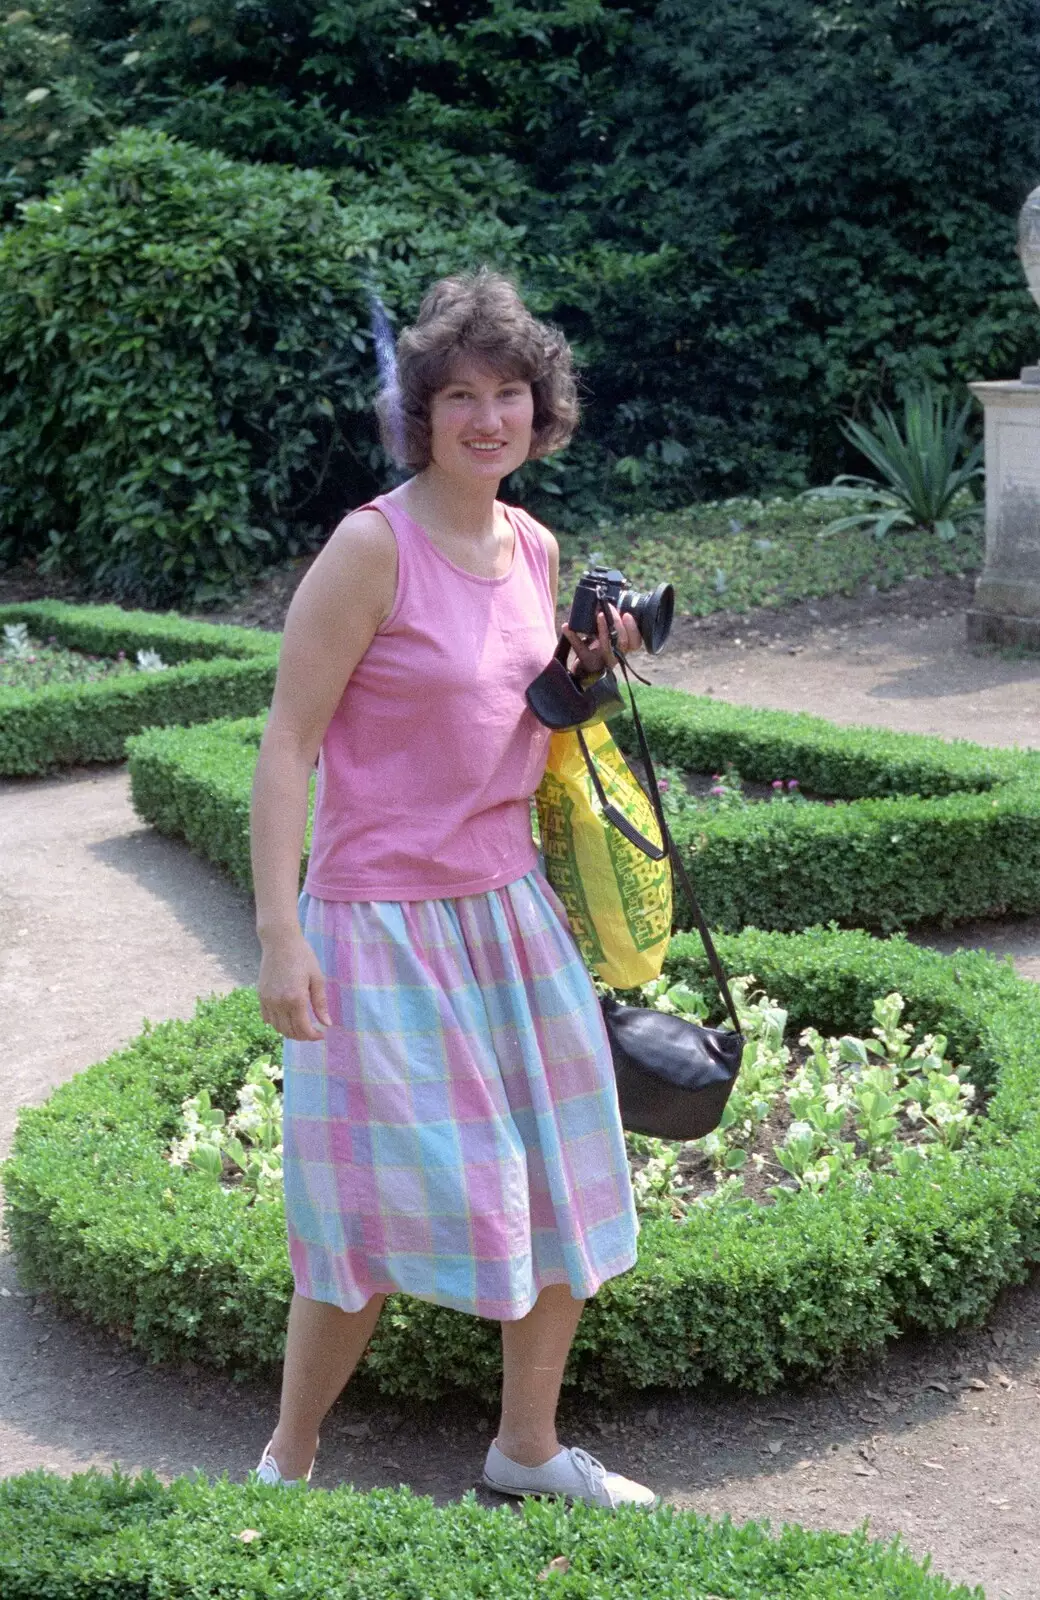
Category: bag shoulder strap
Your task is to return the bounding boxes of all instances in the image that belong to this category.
[574,724,666,861]
[615,652,743,1036]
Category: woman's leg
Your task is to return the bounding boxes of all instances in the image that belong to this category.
[494,1284,585,1467]
[266,1291,386,1479]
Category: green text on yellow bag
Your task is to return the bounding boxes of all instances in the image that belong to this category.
[535,720,672,988]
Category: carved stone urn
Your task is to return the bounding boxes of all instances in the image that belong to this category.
[965,186,1040,647]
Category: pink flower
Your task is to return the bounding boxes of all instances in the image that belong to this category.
[657,779,670,792]
[710,785,726,797]
[787,779,799,791]
[771,779,783,790]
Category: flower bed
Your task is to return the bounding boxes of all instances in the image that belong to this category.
[0,1469,980,1600]
[0,601,278,775]
[5,926,1038,1400]
[127,689,1040,935]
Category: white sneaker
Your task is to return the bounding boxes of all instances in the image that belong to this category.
[482,1440,658,1509]
[254,1439,313,1488]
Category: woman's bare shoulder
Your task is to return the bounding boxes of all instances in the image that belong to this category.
[326,504,397,556]
[290,505,397,629]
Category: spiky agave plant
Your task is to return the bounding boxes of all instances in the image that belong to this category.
[806,386,984,541]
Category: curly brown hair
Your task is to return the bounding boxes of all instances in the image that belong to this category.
[376,269,579,470]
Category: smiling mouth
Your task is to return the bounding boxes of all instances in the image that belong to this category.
[464,441,507,451]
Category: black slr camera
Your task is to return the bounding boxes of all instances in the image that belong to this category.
[524,565,676,731]
[568,566,674,656]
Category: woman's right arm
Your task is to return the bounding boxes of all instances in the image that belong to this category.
[251,509,397,1041]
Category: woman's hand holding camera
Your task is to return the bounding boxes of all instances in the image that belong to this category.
[562,604,641,681]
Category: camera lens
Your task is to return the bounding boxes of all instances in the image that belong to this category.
[621,582,674,654]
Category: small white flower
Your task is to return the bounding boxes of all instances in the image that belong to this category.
[136,648,168,672]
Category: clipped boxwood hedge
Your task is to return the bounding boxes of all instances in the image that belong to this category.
[6,926,1039,1400]
[0,600,278,775]
[619,689,1040,932]
[0,1470,980,1600]
[128,714,282,890]
[127,689,1040,934]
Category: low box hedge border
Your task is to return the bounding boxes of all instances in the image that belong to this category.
[127,690,1040,935]
[5,926,1038,1402]
[0,601,279,775]
[616,687,1040,933]
[127,714,287,890]
[0,1469,980,1600]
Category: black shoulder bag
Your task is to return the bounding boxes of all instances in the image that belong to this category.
[595,654,745,1143]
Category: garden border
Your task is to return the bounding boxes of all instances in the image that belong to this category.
[126,689,1040,933]
[0,1465,979,1600]
[0,601,278,776]
[0,1468,980,1599]
[5,926,1038,1400]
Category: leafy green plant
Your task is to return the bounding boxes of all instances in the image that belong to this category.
[4,0,1038,521]
[6,927,1039,1399]
[0,600,278,775]
[129,687,1040,936]
[169,1057,283,1202]
[654,761,805,825]
[805,388,984,542]
[0,129,522,603]
[625,985,977,1216]
[0,626,177,691]
[555,494,981,619]
[0,1468,983,1600]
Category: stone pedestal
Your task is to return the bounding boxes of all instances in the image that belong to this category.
[966,379,1040,649]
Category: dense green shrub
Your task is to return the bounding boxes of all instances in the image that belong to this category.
[128,715,268,887]
[4,0,1037,507]
[0,601,278,774]
[619,690,1040,933]
[0,1469,981,1600]
[6,927,1038,1400]
[0,129,520,603]
[127,692,1040,934]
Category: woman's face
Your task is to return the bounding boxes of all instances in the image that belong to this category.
[428,358,534,482]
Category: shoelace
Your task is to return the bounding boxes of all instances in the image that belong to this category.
[566,1448,613,1506]
[257,1443,313,1486]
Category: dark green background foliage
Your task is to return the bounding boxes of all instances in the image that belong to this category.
[126,692,1040,935]
[5,928,1038,1402]
[0,600,279,773]
[0,1470,982,1600]
[0,130,520,602]
[1,0,1038,592]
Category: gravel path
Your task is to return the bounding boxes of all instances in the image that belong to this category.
[2,597,1040,1597]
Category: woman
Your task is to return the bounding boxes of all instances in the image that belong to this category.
[250,269,655,1509]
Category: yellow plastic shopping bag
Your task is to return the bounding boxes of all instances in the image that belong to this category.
[535,720,673,988]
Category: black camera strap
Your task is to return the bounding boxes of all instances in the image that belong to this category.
[571,615,742,1035]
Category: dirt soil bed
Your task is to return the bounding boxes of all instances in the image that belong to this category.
[2,568,1040,1597]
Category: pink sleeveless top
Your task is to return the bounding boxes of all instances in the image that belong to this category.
[304,491,558,902]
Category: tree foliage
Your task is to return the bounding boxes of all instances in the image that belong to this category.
[0,130,522,600]
[1,0,1038,592]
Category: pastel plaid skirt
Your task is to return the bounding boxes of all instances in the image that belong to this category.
[282,870,639,1320]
